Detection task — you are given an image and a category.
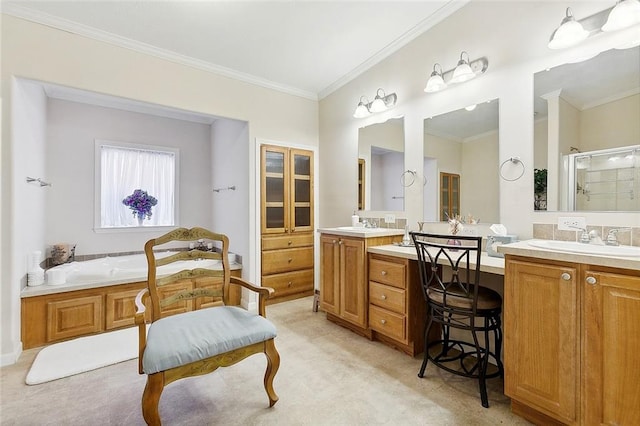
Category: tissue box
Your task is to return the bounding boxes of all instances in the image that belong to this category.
[486,235,518,258]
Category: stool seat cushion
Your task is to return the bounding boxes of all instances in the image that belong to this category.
[142,306,277,374]
[427,284,502,311]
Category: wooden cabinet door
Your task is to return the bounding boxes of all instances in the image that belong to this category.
[320,235,340,315]
[582,269,640,426]
[289,148,313,233]
[339,237,366,327]
[261,145,289,234]
[47,295,103,342]
[105,288,141,330]
[504,258,579,424]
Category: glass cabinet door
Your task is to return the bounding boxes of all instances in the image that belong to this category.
[290,149,314,232]
[262,146,288,233]
[261,145,314,234]
[440,172,460,221]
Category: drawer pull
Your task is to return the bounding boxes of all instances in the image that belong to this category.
[287,281,292,288]
[586,276,597,285]
[561,272,571,281]
[288,240,292,245]
[381,271,387,276]
[288,258,293,263]
[380,319,387,325]
[332,239,337,244]
[381,294,387,300]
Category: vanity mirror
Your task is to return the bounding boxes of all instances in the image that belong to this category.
[533,46,640,212]
[358,117,405,211]
[423,99,499,224]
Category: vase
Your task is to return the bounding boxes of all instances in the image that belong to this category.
[137,216,144,226]
[447,237,461,251]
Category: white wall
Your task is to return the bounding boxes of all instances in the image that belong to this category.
[1,14,318,364]
[319,1,639,237]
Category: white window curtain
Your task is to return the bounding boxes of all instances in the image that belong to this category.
[101,144,175,227]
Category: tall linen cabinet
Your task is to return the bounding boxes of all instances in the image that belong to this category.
[260,145,315,303]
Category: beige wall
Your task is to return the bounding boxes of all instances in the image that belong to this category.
[580,93,640,152]
[1,15,318,363]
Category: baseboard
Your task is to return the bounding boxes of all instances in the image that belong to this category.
[0,341,23,367]
[241,296,257,313]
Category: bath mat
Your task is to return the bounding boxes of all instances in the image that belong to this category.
[26,326,139,385]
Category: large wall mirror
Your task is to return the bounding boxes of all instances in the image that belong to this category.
[423,99,499,224]
[358,117,405,211]
[534,46,640,212]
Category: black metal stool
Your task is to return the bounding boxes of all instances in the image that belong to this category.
[411,232,503,408]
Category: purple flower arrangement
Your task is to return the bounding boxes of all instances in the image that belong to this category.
[122,189,158,221]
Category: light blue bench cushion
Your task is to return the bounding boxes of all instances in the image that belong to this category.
[142,306,277,374]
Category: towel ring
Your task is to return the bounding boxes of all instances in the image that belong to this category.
[400,170,428,187]
[499,157,525,182]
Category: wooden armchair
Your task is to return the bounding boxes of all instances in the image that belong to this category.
[134,227,279,425]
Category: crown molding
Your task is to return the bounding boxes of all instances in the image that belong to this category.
[2,4,318,101]
[317,0,470,100]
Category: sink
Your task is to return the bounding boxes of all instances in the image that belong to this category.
[335,226,384,232]
[527,240,640,257]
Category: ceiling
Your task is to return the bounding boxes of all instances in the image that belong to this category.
[3,0,468,100]
[534,46,640,118]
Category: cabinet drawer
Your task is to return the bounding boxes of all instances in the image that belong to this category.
[262,246,314,275]
[369,281,405,314]
[369,305,405,342]
[47,295,103,342]
[262,233,313,250]
[262,269,314,297]
[369,259,406,289]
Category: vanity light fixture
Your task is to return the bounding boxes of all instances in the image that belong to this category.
[548,1,640,50]
[353,89,397,118]
[548,8,589,49]
[602,0,640,32]
[353,96,371,118]
[424,52,488,94]
[450,51,476,84]
[424,63,447,93]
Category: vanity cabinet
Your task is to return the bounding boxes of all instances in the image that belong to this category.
[504,255,640,425]
[319,232,402,336]
[367,254,427,356]
[260,144,315,303]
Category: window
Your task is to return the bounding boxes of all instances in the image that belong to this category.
[95,140,178,229]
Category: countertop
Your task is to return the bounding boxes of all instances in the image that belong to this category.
[367,244,506,275]
[497,240,640,271]
[318,227,405,238]
[21,262,243,298]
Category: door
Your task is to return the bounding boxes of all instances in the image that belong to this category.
[339,237,366,327]
[320,235,340,315]
[582,269,640,425]
[504,259,579,424]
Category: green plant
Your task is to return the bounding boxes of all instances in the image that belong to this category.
[534,168,547,195]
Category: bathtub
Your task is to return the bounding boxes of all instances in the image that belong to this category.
[46,251,223,286]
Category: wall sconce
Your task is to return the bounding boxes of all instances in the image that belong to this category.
[353,88,397,118]
[424,51,488,93]
[548,1,640,49]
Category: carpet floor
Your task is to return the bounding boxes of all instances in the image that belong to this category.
[1,296,531,425]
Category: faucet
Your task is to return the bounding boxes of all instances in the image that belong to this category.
[606,228,632,246]
[587,230,604,246]
[569,225,604,245]
[569,225,591,244]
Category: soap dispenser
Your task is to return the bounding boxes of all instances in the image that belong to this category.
[351,211,359,227]
[402,225,411,246]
